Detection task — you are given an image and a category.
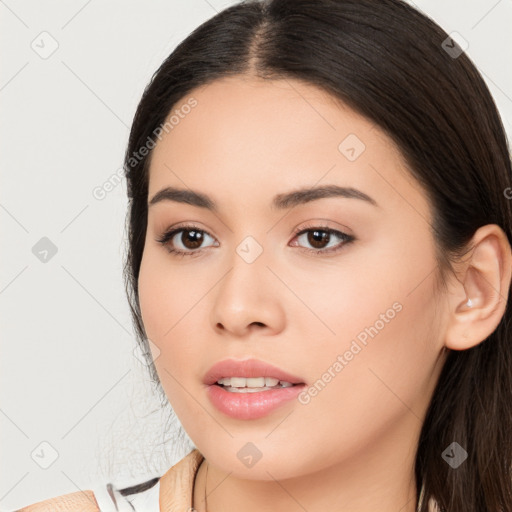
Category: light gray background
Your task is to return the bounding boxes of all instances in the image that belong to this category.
[1,0,511,509]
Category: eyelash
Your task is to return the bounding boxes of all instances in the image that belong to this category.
[155,222,355,259]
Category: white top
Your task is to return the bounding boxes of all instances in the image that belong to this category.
[91,479,161,511]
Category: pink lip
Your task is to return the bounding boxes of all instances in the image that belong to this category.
[206,383,306,420]
[203,358,305,385]
[203,358,306,420]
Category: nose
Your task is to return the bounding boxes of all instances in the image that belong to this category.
[210,243,286,338]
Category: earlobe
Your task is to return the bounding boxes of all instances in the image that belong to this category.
[444,224,512,351]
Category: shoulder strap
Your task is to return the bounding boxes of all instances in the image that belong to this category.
[118,477,160,496]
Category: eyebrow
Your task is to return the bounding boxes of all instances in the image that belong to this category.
[148,184,379,211]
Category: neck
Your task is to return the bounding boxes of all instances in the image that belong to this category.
[192,412,420,512]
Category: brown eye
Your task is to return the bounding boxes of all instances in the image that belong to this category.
[156,224,217,256]
[156,223,354,258]
[178,229,204,249]
[291,225,355,255]
[306,230,331,249]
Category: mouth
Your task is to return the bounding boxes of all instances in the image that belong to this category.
[203,360,307,420]
[214,376,303,393]
[203,358,306,389]
[206,379,306,420]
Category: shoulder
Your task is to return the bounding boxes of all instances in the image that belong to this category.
[13,449,203,512]
[13,489,100,511]
[159,448,204,509]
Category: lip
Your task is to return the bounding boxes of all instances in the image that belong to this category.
[203,358,306,420]
[206,383,306,420]
[203,358,305,386]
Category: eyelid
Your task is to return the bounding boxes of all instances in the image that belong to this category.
[291,218,354,238]
[156,221,355,257]
[155,222,216,248]
[289,222,354,255]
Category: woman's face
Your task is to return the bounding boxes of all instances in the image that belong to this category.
[138,75,449,480]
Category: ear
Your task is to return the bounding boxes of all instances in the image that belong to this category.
[444,224,512,350]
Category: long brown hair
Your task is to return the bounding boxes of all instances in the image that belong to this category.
[122,1,512,509]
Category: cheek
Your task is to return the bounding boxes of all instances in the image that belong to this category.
[291,299,439,473]
[137,245,212,386]
[295,234,441,439]
[138,244,202,340]
[138,250,171,342]
[291,234,430,357]
[138,252,216,436]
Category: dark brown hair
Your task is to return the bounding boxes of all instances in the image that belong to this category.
[122,0,512,509]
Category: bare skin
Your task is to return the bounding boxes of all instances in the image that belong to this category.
[137,75,512,512]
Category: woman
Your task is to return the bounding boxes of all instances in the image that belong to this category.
[15,0,512,510]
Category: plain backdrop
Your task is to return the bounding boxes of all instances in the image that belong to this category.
[1,0,511,509]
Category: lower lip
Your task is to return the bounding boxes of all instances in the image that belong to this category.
[206,383,306,420]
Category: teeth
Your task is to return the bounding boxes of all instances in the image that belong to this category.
[216,377,293,388]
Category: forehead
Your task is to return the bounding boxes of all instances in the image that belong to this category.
[147,75,429,220]
[150,76,379,173]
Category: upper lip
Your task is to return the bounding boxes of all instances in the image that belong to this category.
[203,358,306,385]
